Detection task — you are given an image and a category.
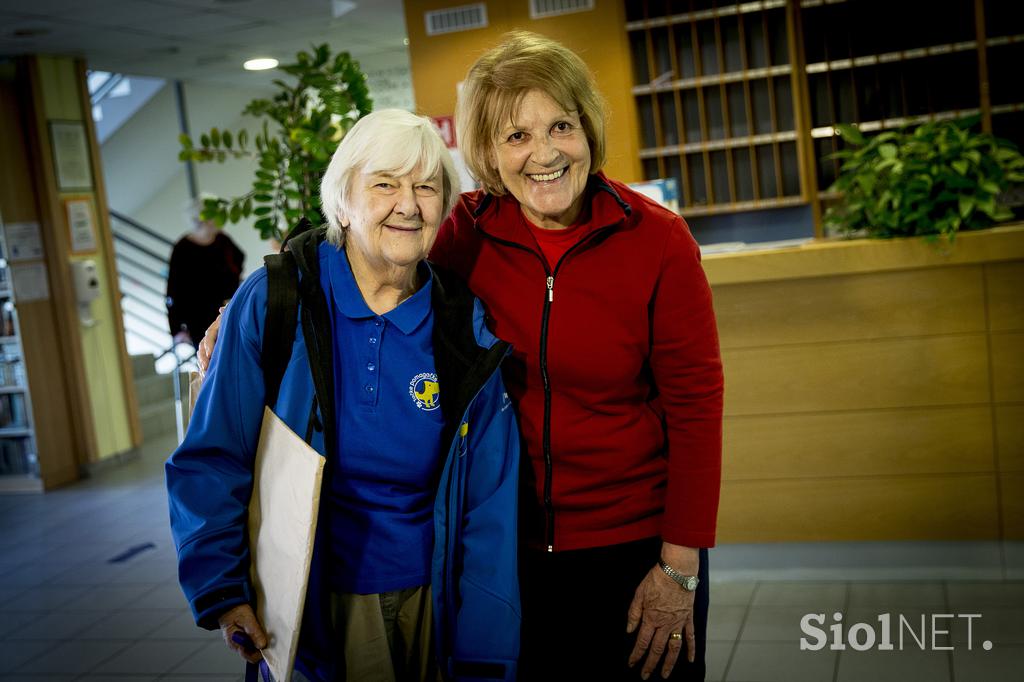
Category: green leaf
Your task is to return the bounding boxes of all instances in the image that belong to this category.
[179,133,192,148]
[952,159,969,175]
[878,143,897,160]
[253,206,273,216]
[211,128,221,147]
[834,124,866,146]
[223,130,233,149]
[958,195,976,218]
[200,133,210,147]
[979,180,1001,195]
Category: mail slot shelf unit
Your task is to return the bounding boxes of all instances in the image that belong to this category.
[625,0,1024,232]
[627,0,803,217]
[0,218,39,484]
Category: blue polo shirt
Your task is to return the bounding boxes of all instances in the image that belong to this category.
[318,242,444,594]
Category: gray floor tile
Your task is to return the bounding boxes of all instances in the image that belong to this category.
[707,605,747,642]
[11,638,130,675]
[63,584,160,611]
[751,582,847,608]
[946,581,1024,608]
[842,608,952,648]
[0,611,40,638]
[91,640,207,675]
[711,582,756,607]
[705,640,733,682]
[0,561,73,587]
[836,647,950,682]
[169,640,247,675]
[952,643,1024,681]
[0,586,24,607]
[46,558,133,586]
[129,583,190,610]
[0,639,50,673]
[5,610,105,640]
[77,608,179,640]
[949,608,1024,646]
[741,606,831,643]
[725,641,837,682]
[75,678,158,682]
[848,581,946,608]
[161,677,242,682]
[0,585,89,612]
[147,609,218,640]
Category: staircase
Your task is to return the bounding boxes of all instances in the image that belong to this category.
[130,352,192,443]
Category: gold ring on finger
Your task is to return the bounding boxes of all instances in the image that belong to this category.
[670,632,683,640]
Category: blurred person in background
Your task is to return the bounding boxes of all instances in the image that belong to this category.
[166,194,244,349]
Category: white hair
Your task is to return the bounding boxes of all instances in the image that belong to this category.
[320,109,461,246]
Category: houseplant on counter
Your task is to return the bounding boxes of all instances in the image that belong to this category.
[824,116,1024,240]
[178,44,373,243]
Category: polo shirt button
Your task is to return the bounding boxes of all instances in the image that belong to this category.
[374,320,382,327]
[369,337,377,344]
[367,362,375,371]
[365,385,374,393]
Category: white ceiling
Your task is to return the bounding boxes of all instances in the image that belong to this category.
[0,0,411,86]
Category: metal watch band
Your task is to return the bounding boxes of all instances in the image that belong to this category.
[658,559,699,591]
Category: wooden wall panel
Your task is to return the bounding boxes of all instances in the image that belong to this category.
[984,262,1024,332]
[713,266,986,349]
[723,407,994,480]
[991,332,1024,403]
[717,475,1001,542]
[996,405,1024,473]
[1002,473,1024,539]
[723,335,991,416]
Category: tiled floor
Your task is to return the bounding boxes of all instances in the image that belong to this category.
[1,434,1022,681]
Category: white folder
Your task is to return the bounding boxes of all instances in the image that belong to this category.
[247,406,325,682]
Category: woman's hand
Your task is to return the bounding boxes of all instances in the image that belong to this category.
[197,307,225,374]
[626,544,699,679]
[217,603,268,664]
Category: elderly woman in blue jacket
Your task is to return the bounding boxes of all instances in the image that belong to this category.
[166,109,521,682]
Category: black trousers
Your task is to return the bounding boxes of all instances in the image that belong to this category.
[518,537,709,681]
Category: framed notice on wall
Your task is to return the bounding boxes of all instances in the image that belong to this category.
[63,196,98,253]
[48,120,93,191]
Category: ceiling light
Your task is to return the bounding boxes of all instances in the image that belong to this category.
[403,37,409,46]
[244,58,278,71]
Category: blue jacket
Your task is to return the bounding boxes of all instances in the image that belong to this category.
[166,233,521,681]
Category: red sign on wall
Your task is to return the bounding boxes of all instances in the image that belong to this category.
[431,115,457,148]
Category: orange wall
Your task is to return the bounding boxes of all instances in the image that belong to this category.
[404,1,641,184]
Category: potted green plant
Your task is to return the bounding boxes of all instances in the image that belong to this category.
[824,117,1024,240]
[179,44,373,242]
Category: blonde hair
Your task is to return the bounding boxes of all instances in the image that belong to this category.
[320,109,461,245]
[456,31,607,195]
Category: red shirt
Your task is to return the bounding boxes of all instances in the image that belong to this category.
[430,174,723,551]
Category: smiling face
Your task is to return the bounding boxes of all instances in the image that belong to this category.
[340,164,444,273]
[494,89,592,230]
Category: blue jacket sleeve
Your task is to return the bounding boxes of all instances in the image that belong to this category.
[165,269,269,629]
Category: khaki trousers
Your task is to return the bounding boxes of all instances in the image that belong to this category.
[292,586,435,682]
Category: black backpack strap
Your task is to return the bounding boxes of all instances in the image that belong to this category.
[288,228,338,458]
[262,251,299,408]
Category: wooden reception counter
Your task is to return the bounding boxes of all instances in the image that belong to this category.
[702,224,1024,542]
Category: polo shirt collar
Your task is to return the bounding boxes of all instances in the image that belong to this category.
[325,245,433,335]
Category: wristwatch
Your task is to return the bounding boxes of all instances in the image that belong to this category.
[658,559,699,591]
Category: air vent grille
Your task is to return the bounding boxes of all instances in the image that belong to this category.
[530,0,595,19]
[425,3,488,36]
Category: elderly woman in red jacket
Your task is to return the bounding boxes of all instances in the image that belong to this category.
[431,31,722,681]
[200,31,722,682]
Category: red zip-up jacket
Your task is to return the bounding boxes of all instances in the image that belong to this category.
[430,173,723,551]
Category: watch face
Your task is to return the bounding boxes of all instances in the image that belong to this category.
[683,576,699,591]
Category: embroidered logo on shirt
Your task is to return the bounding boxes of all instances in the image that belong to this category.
[410,373,440,411]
